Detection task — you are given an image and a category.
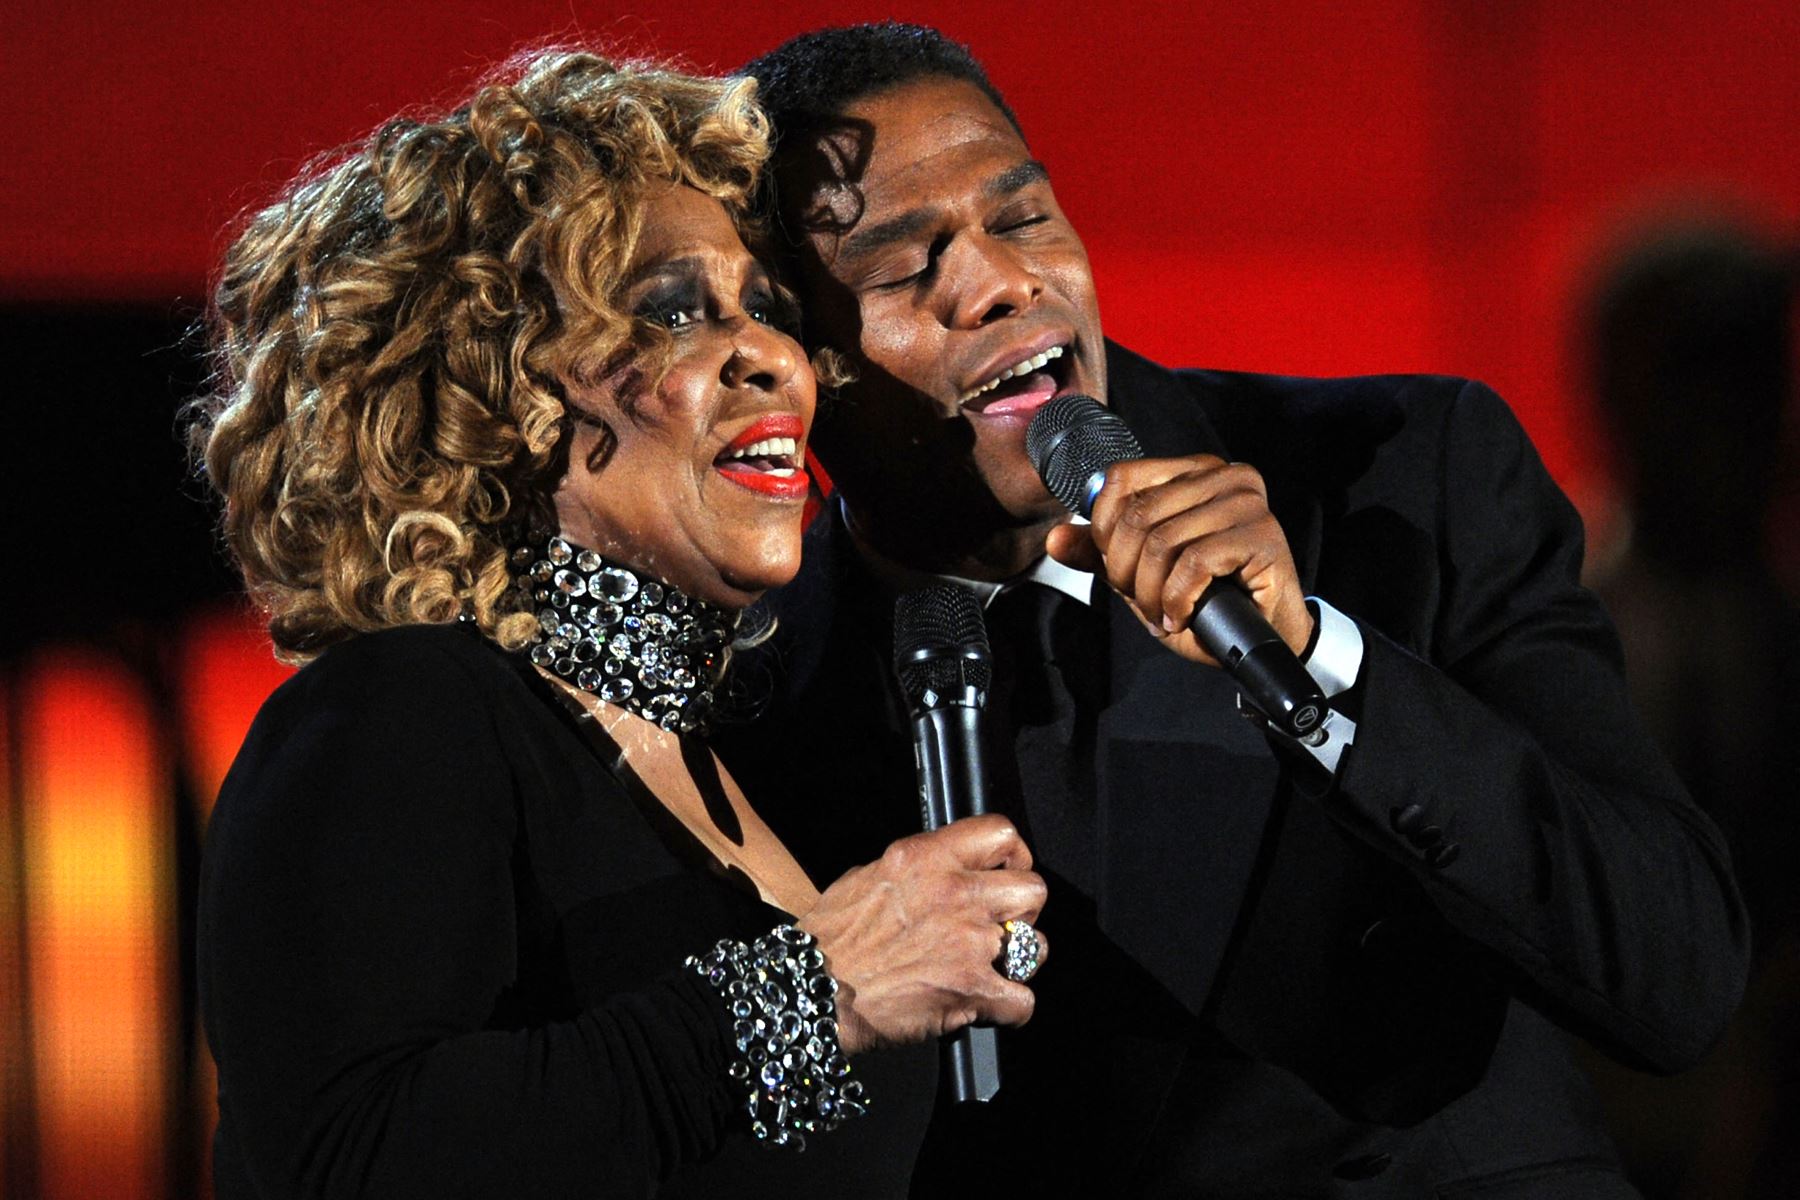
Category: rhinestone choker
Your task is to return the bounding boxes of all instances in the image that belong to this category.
[510,535,738,734]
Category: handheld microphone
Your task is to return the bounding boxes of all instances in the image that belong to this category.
[893,584,1002,1104]
[1026,393,1328,739]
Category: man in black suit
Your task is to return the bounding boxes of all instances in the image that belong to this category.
[714,23,1749,1196]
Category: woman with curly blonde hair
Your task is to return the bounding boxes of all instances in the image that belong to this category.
[191,48,1045,1198]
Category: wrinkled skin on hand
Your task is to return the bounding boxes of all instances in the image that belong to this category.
[799,814,1048,1055]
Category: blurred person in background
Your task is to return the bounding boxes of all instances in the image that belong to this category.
[1582,217,1799,1199]
[186,47,1045,1199]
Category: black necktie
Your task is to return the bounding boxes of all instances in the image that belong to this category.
[984,580,1105,893]
[988,581,1065,728]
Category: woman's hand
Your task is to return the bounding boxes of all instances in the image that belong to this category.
[797,814,1047,1055]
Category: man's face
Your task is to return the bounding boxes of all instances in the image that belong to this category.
[782,77,1107,554]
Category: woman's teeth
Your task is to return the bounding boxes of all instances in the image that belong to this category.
[959,345,1064,405]
[728,436,797,459]
[719,436,799,473]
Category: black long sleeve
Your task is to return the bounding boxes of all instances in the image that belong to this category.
[1323,380,1749,1071]
[199,628,745,1198]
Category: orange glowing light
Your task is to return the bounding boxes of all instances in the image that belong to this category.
[1,680,17,1190]
[176,602,293,822]
[19,648,170,1200]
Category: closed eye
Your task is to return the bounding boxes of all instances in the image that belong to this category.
[877,264,931,291]
[874,233,951,292]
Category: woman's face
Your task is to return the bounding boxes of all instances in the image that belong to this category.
[553,184,816,609]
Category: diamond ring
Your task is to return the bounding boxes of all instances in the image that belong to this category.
[998,918,1042,983]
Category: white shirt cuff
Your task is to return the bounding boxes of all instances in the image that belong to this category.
[1304,596,1363,698]
[1254,596,1362,777]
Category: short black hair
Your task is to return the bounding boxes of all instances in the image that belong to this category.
[742,22,1022,145]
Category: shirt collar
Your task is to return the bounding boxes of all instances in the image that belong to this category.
[838,496,1096,609]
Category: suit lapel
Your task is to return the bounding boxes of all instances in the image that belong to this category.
[1109,344,1324,591]
[1092,345,1301,1015]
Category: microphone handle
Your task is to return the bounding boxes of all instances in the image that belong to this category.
[1190,579,1328,739]
[910,702,1002,1104]
[913,702,989,826]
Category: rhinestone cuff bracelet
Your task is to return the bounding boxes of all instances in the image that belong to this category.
[686,926,867,1151]
[510,535,737,734]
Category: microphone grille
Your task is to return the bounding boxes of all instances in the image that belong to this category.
[894,584,993,702]
[1024,392,1096,468]
[1026,394,1143,513]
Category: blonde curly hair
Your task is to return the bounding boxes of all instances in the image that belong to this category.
[189,49,770,663]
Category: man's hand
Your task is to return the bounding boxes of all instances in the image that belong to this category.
[1044,455,1314,667]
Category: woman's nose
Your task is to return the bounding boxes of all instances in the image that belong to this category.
[722,318,802,392]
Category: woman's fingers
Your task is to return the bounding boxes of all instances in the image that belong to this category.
[961,970,1038,1031]
[800,818,1048,1055]
[923,812,1033,872]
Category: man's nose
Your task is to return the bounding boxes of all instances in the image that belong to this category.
[945,234,1043,329]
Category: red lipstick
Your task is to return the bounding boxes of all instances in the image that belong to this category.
[720,413,804,455]
[719,469,811,500]
[714,412,810,501]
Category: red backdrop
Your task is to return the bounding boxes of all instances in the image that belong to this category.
[7,0,1798,505]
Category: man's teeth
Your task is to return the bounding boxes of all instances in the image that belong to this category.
[959,345,1064,404]
[721,436,798,468]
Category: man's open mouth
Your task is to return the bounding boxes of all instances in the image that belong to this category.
[958,344,1070,417]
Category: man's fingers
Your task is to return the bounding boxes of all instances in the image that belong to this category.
[1044,522,1103,573]
[1094,467,1261,588]
[1161,528,1278,627]
[1086,456,1215,539]
[1072,455,1305,664]
[1089,456,1260,536]
[1127,492,1271,627]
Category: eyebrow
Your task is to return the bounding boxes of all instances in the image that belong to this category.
[621,255,702,292]
[839,159,1052,262]
[840,208,938,262]
[621,254,772,298]
[987,159,1050,199]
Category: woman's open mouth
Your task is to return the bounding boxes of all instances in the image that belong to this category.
[714,413,810,500]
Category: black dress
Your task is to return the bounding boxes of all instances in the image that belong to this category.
[198,623,935,1199]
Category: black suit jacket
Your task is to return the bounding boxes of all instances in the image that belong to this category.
[714,343,1749,1197]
